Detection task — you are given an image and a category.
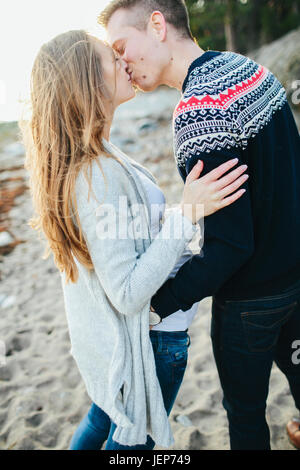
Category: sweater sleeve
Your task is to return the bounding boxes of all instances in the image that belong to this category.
[74,158,198,317]
[150,145,255,318]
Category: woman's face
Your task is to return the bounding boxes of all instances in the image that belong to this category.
[91,37,136,110]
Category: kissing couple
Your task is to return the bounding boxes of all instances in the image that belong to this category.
[22,0,300,450]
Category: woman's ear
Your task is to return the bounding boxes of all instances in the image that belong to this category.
[149,11,167,41]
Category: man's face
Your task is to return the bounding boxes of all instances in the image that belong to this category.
[106,9,167,92]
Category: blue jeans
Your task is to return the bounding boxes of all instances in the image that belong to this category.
[211,278,300,450]
[69,329,191,450]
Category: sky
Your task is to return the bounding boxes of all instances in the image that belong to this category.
[0,0,111,122]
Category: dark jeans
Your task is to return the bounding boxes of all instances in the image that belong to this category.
[211,278,300,450]
[69,329,190,450]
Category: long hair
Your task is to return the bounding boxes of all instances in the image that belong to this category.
[20,30,124,284]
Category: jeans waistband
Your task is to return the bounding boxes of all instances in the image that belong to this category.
[215,277,300,308]
[149,329,188,339]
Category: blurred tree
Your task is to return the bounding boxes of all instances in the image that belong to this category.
[224,0,238,51]
[246,0,261,51]
[186,0,300,53]
[187,0,226,51]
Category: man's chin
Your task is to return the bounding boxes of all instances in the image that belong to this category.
[133,80,157,93]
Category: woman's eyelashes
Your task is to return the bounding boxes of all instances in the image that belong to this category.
[114,52,121,62]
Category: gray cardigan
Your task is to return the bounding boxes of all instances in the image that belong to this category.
[60,139,198,447]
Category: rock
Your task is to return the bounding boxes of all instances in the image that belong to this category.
[126,142,143,155]
[115,136,136,146]
[137,119,159,135]
[114,86,180,122]
[249,27,300,129]
[0,364,11,381]
[175,414,194,427]
[110,136,135,148]
[170,426,207,450]
[110,135,144,156]
[0,232,14,247]
[1,296,16,309]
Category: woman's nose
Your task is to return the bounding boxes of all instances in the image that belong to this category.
[122,59,130,71]
[120,50,128,65]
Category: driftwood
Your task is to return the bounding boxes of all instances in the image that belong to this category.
[0,168,28,256]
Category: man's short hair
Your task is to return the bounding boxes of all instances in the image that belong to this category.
[98,0,193,40]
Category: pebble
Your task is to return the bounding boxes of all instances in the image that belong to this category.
[1,296,16,309]
[175,414,193,427]
[0,232,14,247]
[137,119,159,135]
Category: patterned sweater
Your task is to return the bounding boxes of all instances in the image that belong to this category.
[151,50,300,318]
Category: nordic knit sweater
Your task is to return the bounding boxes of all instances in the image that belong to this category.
[60,139,198,447]
[151,50,300,319]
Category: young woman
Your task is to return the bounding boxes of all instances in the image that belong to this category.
[21,30,248,450]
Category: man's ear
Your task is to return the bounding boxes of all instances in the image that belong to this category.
[149,11,167,41]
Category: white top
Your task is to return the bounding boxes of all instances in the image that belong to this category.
[134,167,200,331]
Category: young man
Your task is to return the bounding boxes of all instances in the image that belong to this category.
[98,0,300,450]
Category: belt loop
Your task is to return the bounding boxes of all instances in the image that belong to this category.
[157,331,162,353]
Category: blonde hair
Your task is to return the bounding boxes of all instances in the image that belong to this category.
[20,30,124,284]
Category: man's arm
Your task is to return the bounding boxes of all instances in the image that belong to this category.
[151,149,255,318]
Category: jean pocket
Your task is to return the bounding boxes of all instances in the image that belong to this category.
[167,339,189,362]
[241,301,298,352]
[169,349,188,362]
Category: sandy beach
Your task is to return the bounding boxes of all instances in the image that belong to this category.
[0,88,298,450]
